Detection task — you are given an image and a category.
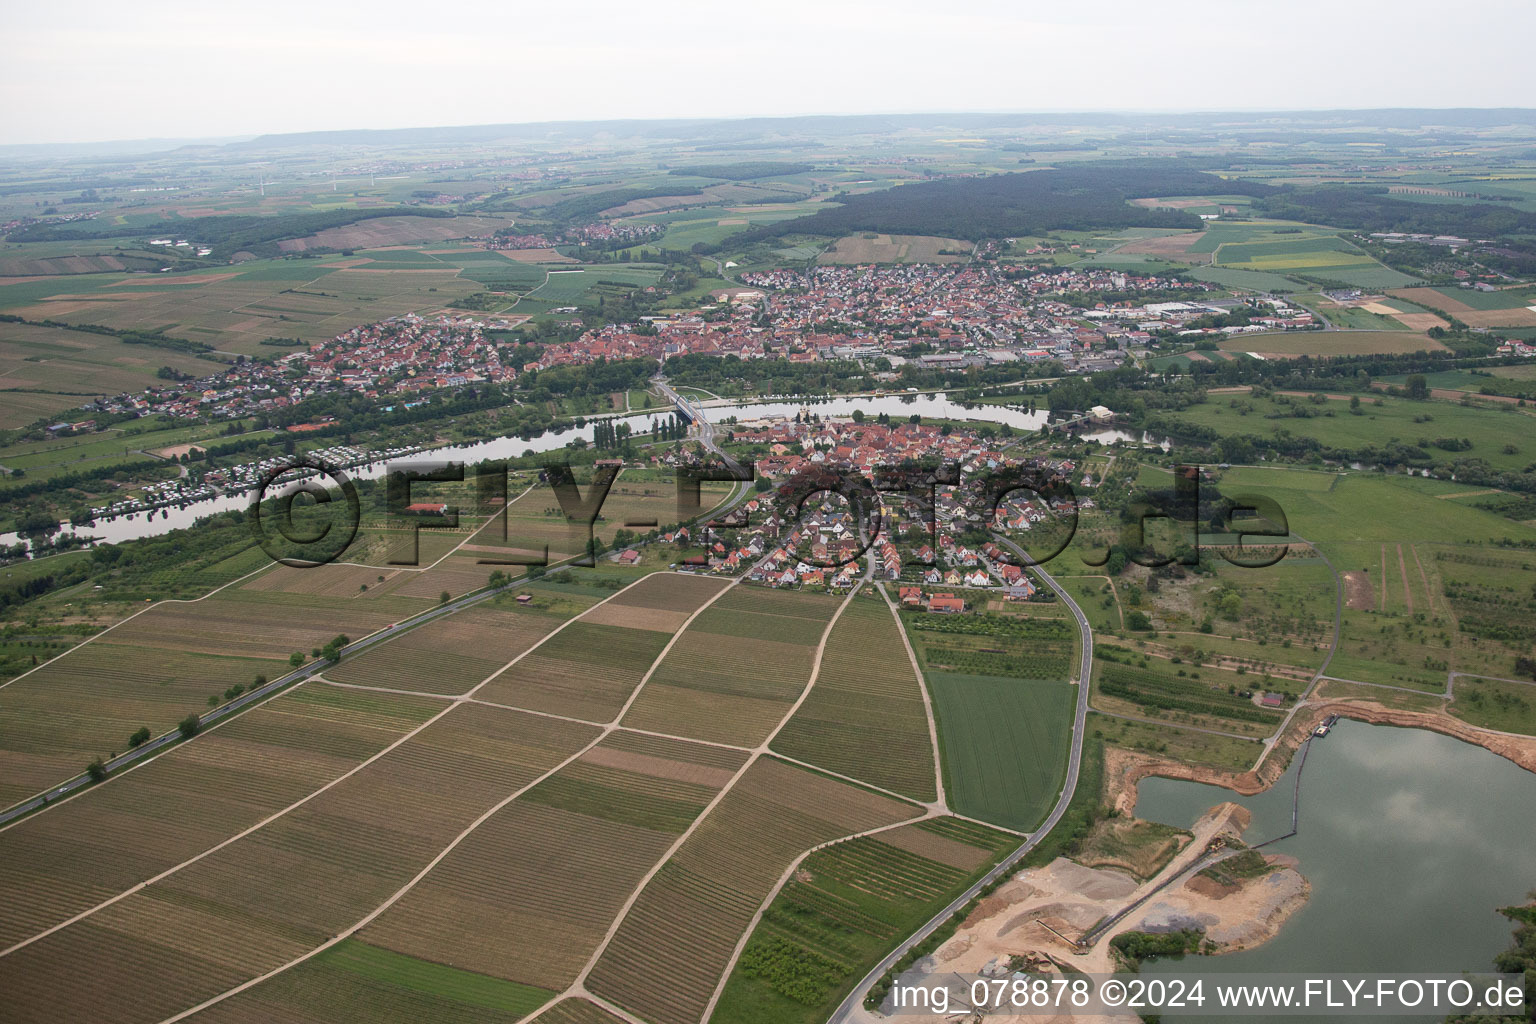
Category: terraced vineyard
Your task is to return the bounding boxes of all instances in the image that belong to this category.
[621,588,838,746]
[0,705,601,1024]
[711,816,1016,1024]
[0,686,443,951]
[771,592,937,801]
[585,757,918,1024]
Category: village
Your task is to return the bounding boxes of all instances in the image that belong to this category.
[616,414,1089,611]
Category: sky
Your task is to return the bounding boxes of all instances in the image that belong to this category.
[3,0,1534,145]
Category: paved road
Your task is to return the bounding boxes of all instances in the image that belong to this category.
[829,536,1093,1023]
[0,475,761,829]
[652,375,744,473]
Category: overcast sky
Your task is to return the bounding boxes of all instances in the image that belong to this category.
[4,0,1533,145]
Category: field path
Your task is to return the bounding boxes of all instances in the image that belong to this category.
[876,581,947,808]
[0,571,657,960]
[1398,544,1414,615]
[1379,543,1389,612]
[1411,545,1437,616]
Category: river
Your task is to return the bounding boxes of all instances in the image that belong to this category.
[1136,720,1536,1020]
[4,391,1161,551]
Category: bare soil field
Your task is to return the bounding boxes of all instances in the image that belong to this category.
[819,233,972,264]
[1459,307,1536,327]
[1116,231,1211,262]
[276,216,515,252]
[1391,286,1472,312]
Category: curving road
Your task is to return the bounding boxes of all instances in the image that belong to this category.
[829,535,1093,1023]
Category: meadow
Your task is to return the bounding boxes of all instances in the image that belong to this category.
[1167,390,1530,470]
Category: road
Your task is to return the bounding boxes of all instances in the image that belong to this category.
[651,375,743,472]
[829,534,1093,1023]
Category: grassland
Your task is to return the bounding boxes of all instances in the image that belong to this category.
[1216,330,1442,356]
[711,817,1016,1024]
[1169,391,1530,471]
[1093,713,1262,771]
[771,592,937,801]
[585,756,917,1024]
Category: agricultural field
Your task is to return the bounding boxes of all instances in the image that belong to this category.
[1217,329,1443,357]
[0,703,601,1024]
[1213,233,1416,289]
[818,234,972,264]
[711,817,1017,1024]
[1390,285,1536,328]
[325,601,578,696]
[927,672,1074,830]
[1091,653,1286,736]
[584,756,918,1024]
[621,585,839,747]
[0,685,443,951]
[0,579,419,809]
[184,939,553,1024]
[1449,677,1536,735]
[477,573,727,720]
[0,257,487,358]
[0,321,216,426]
[770,591,937,801]
[359,731,746,991]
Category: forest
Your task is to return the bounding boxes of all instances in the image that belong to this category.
[5,206,454,256]
[731,164,1276,241]
[667,161,813,179]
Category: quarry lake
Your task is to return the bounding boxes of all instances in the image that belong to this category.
[1136,720,1536,1020]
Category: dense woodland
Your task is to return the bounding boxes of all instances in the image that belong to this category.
[734,164,1276,241]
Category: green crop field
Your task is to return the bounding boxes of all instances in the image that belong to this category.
[711,817,1015,1024]
[926,672,1073,831]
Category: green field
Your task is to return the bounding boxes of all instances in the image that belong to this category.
[1165,390,1533,472]
[1449,676,1536,735]
[711,817,1016,1024]
[927,672,1074,830]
